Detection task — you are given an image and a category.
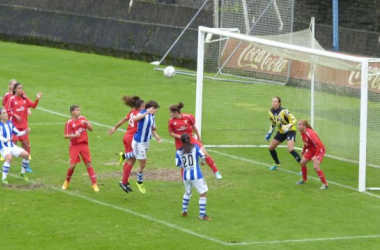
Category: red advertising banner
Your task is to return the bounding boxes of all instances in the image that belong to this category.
[221,39,380,92]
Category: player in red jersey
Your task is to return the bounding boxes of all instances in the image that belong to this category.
[62,105,99,192]
[297,119,328,189]
[109,95,145,193]
[168,102,222,180]
[2,79,17,108]
[6,83,42,156]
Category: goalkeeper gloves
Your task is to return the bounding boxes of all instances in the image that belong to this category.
[282,124,291,133]
[265,132,272,141]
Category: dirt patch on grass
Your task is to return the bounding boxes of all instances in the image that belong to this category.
[99,168,182,182]
[3,183,43,190]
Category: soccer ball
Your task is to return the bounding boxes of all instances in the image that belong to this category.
[163,66,176,78]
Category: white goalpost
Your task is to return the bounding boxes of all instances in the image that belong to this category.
[154,0,294,81]
[196,26,380,192]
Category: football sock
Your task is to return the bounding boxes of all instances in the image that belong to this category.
[2,162,10,180]
[199,197,207,217]
[122,163,133,184]
[205,156,218,173]
[317,169,327,185]
[290,150,301,163]
[182,193,190,212]
[269,150,280,165]
[22,159,29,170]
[66,168,75,182]
[86,167,97,184]
[301,166,308,181]
[137,172,143,184]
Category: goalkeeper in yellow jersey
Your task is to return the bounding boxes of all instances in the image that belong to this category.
[265,97,301,170]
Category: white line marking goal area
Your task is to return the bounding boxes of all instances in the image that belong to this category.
[17,105,380,245]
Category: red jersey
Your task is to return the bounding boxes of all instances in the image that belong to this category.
[2,92,12,107]
[7,95,39,129]
[65,116,90,146]
[301,128,325,156]
[126,109,140,135]
[168,113,196,148]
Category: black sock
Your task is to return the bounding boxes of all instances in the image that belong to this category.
[270,150,280,165]
[290,150,301,163]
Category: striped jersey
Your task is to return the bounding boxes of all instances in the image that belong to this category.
[268,107,297,134]
[134,110,156,143]
[175,144,205,181]
[0,121,21,150]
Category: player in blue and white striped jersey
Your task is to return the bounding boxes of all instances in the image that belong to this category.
[176,133,210,221]
[132,100,162,193]
[0,108,32,184]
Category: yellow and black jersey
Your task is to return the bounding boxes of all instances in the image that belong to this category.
[268,107,297,134]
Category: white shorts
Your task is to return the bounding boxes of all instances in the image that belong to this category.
[184,178,208,195]
[132,140,150,160]
[1,145,25,158]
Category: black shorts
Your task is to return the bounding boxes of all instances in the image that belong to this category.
[274,131,296,143]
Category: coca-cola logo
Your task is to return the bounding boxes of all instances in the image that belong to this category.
[349,65,380,90]
[237,44,288,73]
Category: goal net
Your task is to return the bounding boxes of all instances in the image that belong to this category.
[196,26,380,192]
[154,0,294,81]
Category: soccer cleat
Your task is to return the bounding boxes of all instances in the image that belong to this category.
[19,173,29,182]
[0,155,4,161]
[199,215,211,221]
[29,155,32,160]
[136,181,146,194]
[62,180,69,190]
[215,171,222,180]
[24,167,33,173]
[296,180,307,185]
[2,178,8,185]
[181,212,187,217]
[320,184,329,190]
[119,181,132,193]
[118,152,125,165]
[269,164,280,171]
[92,184,100,192]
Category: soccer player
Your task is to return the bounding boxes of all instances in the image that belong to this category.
[108,95,145,193]
[7,83,42,156]
[297,119,328,189]
[176,133,210,221]
[132,100,162,193]
[0,108,32,184]
[265,97,301,170]
[168,102,222,179]
[62,105,99,192]
[2,79,17,108]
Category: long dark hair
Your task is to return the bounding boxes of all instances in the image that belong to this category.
[12,82,23,97]
[122,95,141,108]
[169,102,184,113]
[180,133,193,154]
[146,100,160,109]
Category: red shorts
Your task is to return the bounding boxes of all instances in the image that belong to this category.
[123,132,134,154]
[13,133,29,141]
[69,143,91,164]
[303,148,325,163]
[175,137,203,150]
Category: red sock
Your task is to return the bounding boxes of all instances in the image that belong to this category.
[122,163,133,184]
[205,156,218,173]
[301,166,307,181]
[66,168,75,182]
[86,167,97,185]
[27,139,31,154]
[317,170,327,185]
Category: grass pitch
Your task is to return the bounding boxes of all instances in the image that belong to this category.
[0,41,380,249]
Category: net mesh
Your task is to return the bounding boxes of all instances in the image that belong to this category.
[199,28,380,190]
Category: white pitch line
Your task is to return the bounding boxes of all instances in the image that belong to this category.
[29,105,380,245]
